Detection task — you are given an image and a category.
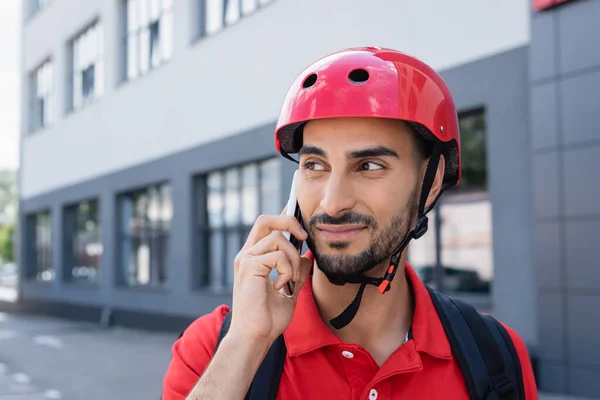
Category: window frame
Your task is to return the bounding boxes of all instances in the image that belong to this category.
[194,157,280,292]
[199,0,277,39]
[116,181,173,289]
[69,20,104,112]
[124,0,174,83]
[62,198,102,286]
[29,58,54,133]
[26,210,53,282]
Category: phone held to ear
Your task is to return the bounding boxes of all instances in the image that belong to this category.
[280,169,304,297]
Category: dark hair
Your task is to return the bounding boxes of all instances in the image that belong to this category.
[408,123,435,162]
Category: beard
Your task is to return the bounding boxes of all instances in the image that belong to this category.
[304,187,419,280]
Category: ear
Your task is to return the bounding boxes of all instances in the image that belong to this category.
[424,154,445,210]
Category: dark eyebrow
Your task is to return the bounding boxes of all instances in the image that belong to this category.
[298,145,327,158]
[349,146,399,160]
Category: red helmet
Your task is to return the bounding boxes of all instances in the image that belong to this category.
[274,47,462,330]
[275,46,461,189]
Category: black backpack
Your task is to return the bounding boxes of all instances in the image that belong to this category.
[168,287,525,400]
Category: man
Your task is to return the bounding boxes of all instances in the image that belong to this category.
[162,47,538,399]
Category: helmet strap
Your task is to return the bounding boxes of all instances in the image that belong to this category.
[327,142,443,330]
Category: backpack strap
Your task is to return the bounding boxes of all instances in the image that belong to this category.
[427,286,524,400]
[215,310,286,400]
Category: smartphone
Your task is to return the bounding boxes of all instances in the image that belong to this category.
[280,169,304,297]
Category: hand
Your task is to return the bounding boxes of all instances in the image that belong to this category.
[228,211,313,346]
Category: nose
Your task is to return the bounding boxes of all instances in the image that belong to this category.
[319,172,356,217]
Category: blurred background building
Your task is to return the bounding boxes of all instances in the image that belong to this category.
[13,0,599,397]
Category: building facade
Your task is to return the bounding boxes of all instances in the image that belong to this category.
[16,0,599,396]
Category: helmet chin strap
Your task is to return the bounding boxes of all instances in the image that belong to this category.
[326,142,443,330]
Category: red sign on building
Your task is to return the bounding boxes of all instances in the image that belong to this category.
[533,0,574,11]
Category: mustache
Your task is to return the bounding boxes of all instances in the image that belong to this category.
[309,212,377,228]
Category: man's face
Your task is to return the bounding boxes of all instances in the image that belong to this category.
[297,117,422,279]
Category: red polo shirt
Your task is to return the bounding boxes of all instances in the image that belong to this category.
[163,254,538,399]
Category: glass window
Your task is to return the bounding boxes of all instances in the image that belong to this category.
[71,22,104,111]
[64,200,101,284]
[119,183,172,287]
[30,60,54,132]
[409,109,492,299]
[202,0,275,37]
[27,211,53,282]
[197,158,280,290]
[126,0,173,82]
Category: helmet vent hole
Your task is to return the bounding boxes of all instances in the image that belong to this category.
[348,69,369,84]
[302,73,318,89]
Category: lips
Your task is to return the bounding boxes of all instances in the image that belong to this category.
[316,225,367,241]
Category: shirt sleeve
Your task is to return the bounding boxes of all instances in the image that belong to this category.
[162,304,230,400]
[500,322,539,400]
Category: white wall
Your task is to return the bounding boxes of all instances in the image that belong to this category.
[21,0,530,198]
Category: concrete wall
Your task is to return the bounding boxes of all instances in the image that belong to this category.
[529,0,600,396]
[20,0,530,199]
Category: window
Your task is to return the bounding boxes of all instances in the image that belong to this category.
[203,0,275,36]
[64,200,102,284]
[30,60,54,132]
[196,158,280,290]
[126,0,174,81]
[409,109,492,299]
[71,22,104,111]
[118,183,172,287]
[27,211,53,282]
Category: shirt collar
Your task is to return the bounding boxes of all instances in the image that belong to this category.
[284,250,452,360]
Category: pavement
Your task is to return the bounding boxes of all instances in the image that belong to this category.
[0,306,597,399]
[0,310,175,399]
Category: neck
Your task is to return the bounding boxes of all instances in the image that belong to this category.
[311,253,414,365]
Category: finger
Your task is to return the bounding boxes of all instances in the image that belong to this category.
[253,251,294,290]
[238,250,293,284]
[243,215,307,251]
[246,231,301,279]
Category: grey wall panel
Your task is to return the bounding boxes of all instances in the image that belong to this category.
[534,152,560,219]
[538,362,568,394]
[529,12,557,82]
[560,70,600,146]
[565,219,600,290]
[568,364,600,398]
[535,221,562,289]
[567,294,600,367]
[558,0,600,75]
[538,291,566,362]
[531,82,559,150]
[563,146,600,217]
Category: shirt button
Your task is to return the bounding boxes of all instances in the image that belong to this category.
[369,388,378,400]
[341,350,354,359]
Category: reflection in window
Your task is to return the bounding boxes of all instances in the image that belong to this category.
[197,158,280,290]
[64,200,102,283]
[119,183,172,287]
[409,109,492,297]
[30,60,54,132]
[27,211,53,282]
[71,22,104,111]
[126,0,173,81]
[203,0,276,36]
